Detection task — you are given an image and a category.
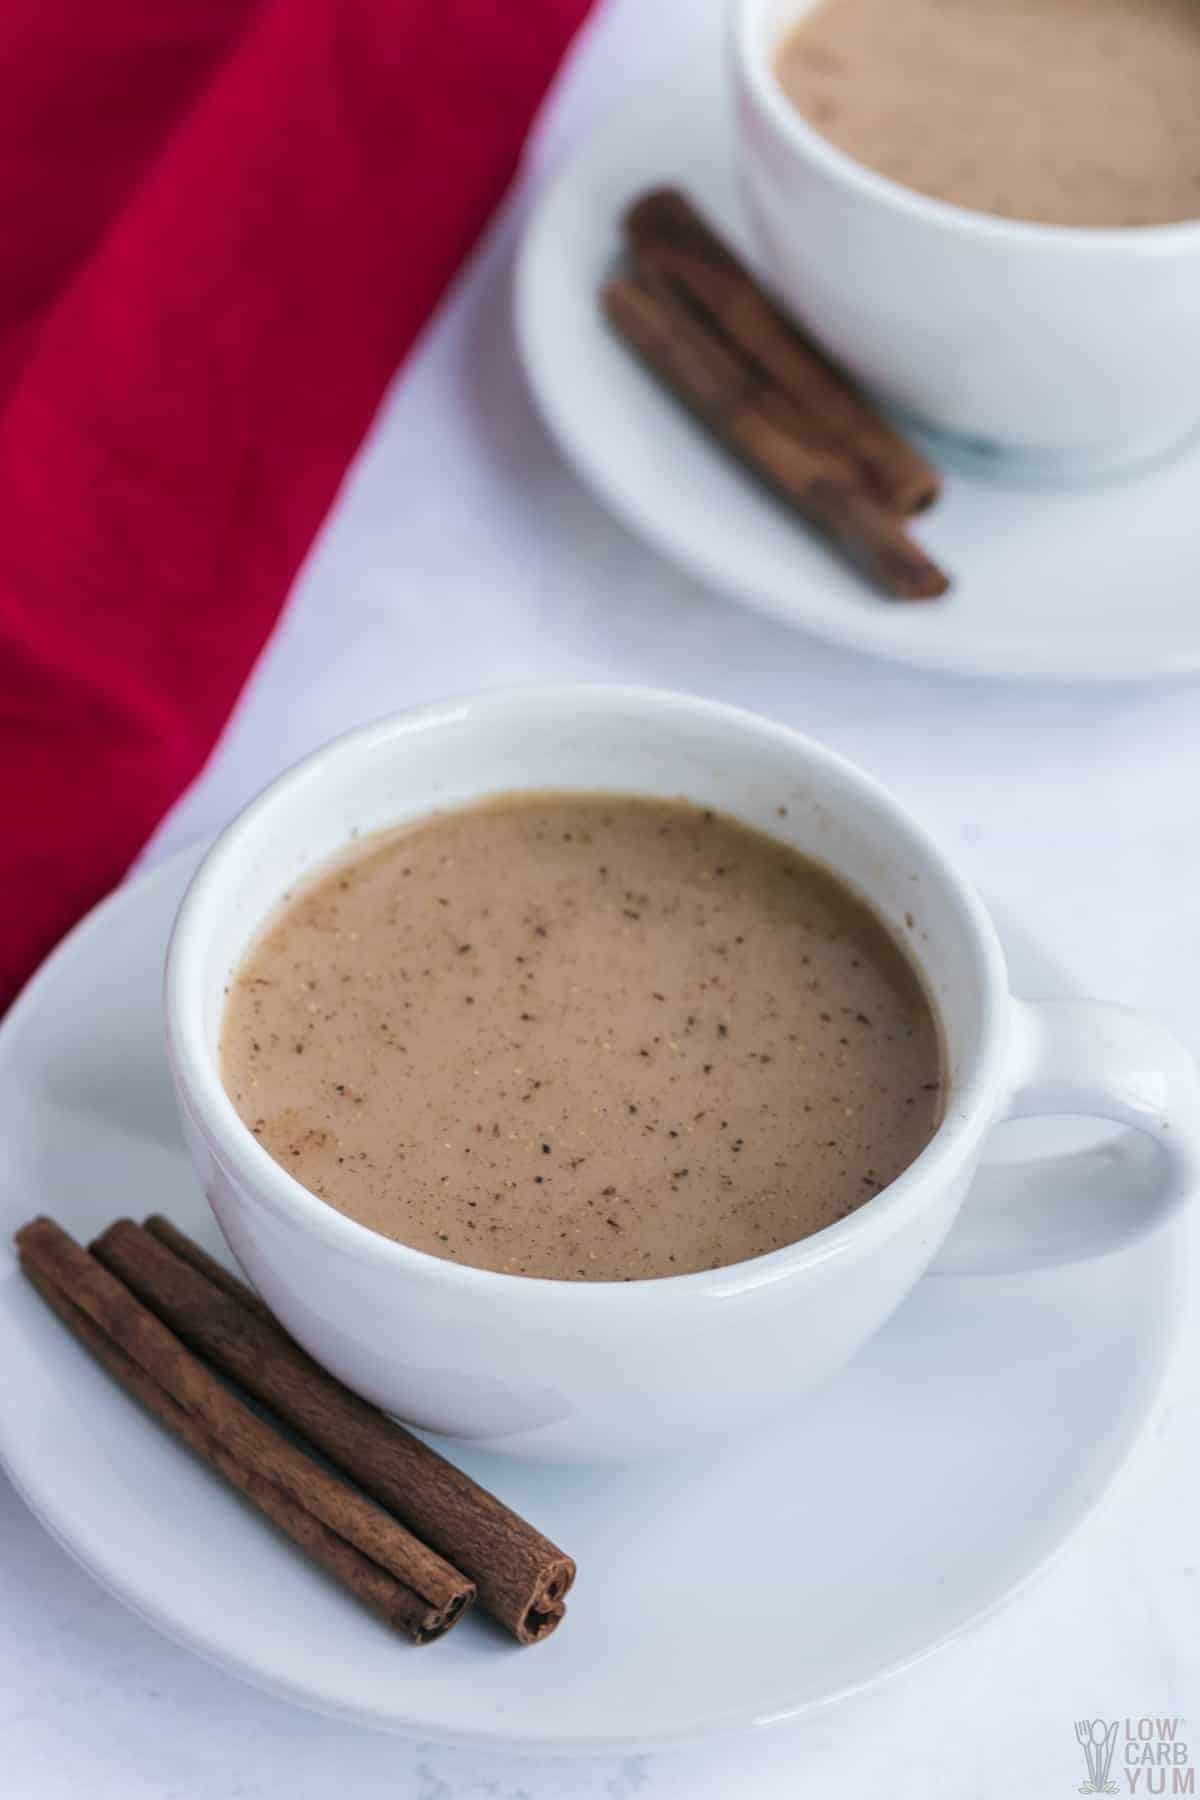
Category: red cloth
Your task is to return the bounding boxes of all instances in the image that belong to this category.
[1,0,592,1009]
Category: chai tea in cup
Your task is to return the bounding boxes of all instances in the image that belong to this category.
[222,792,943,1280]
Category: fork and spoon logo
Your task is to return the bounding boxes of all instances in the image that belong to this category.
[1076,1719,1121,1794]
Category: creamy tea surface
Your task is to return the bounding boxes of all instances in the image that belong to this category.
[775,0,1200,228]
[222,793,943,1279]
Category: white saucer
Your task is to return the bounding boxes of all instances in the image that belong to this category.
[517,66,1200,683]
[0,848,1181,1750]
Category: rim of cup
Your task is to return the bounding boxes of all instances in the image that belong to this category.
[166,685,1010,1309]
[732,0,1200,255]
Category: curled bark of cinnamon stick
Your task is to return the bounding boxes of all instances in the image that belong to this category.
[98,1216,576,1646]
[143,1212,275,1323]
[17,1218,473,1644]
[625,187,941,517]
[603,272,948,601]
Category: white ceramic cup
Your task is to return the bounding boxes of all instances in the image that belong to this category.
[165,688,1200,1461]
[732,0,1200,477]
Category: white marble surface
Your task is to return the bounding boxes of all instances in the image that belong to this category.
[4,1,1199,1792]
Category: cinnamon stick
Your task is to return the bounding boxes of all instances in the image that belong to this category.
[144,1213,275,1323]
[22,1262,459,1642]
[625,188,941,516]
[97,1217,576,1645]
[603,272,948,601]
[17,1218,473,1644]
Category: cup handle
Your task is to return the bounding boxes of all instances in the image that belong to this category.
[933,998,1200,1275]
